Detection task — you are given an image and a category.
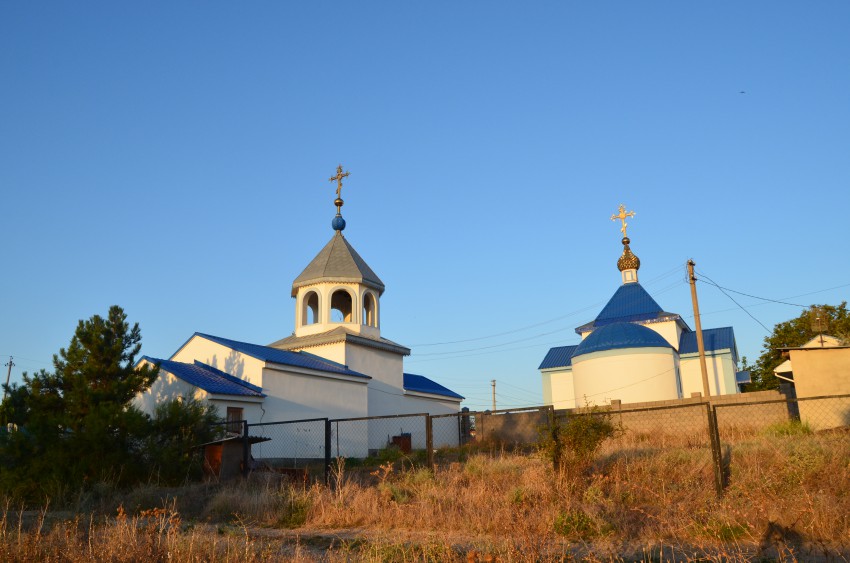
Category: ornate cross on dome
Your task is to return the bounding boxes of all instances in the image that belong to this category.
[611,204,636,237]
[329,165,350,200]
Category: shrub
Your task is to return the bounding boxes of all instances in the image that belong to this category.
[145,398,221,484]
[540,407,619,470]
[763,419,812,437]
[553,509,597,538]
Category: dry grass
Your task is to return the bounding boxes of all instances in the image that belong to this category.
[2,428,849,561]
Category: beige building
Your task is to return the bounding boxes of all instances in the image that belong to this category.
[775,335,850,430]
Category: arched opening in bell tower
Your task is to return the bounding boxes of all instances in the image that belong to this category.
[301,291,320,325]
[330,289,354,323]
[362,292,378,327]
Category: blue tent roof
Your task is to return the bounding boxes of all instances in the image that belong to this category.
[679,327,738,362]
[144,357,265,397]
[403,373,464,400]
[572,322,673,358]
[576,283,677,334]
[187,333,370,379]
[538,345,579,370]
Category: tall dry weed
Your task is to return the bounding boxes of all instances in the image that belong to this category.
[2,428,848,560]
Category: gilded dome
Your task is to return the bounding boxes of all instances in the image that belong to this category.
[617,237,640,272]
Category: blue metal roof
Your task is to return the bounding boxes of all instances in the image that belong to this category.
[679,327,738,362]
[538,345,579,370]
[190,333,370,379]
[576,283,674,334]
[736,370,751,385]
[403,373,464,400]
[572,322,673,358]
[144,357,265,397]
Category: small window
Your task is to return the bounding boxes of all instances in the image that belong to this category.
[226,407,244,434]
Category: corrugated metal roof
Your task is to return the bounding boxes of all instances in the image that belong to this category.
[575,283,674,334]
[679,327,737,358]
[572,322,673,358]
[144,357,265,397]
[291,232,384,296]
[736,370,751,385]
[403,373,464,400]
[194,333,371,379]
[538,345,579,370]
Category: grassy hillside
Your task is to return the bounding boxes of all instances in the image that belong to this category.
[1,426,848,561]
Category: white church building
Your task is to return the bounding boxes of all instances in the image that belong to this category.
[134,167,463,448]
[539,206,744,409]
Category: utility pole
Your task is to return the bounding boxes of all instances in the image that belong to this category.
[687,261,711,398]
[3,357,14,401]
[491,379,497,411]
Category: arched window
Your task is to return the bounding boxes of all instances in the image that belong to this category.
[301,291,319,325]
[330,289,353,323]
[362,292,377,327]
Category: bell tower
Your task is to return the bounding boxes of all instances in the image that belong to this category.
[291,165,385,339]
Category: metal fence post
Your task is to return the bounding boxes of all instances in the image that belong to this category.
[549,408,561,474]
[324,418,332,485]
[425,414,434,471]
[242,420,250,478]
[706,404,723,497]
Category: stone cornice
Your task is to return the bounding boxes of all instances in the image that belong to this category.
[270,328,411,357]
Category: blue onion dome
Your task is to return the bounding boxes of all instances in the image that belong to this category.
[572,322,671,358]
[332,215,346,231]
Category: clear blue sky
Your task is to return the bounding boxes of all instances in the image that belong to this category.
[2,2,848,410]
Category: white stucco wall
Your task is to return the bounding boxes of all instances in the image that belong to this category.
[133,364,265,424]
[171,335,267,389]
[399,392,461,416]
[344,343,404,389]
[134,367,207,416]
[679,350,737,397]
[206,397,265,425]
[287,339,415,417]
[260,365,369,422]
[645,320,684,349]
[572,347,680,406]
[541,368,576,409]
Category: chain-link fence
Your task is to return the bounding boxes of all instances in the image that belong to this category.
[248,418,329,474]
[430,410,475,449]
[199,394,850,496]
[714,393,850,442]
[328,413,429,460]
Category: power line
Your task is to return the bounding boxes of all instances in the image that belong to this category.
[409,302,602,348]
[0,354,53,367]
[406,337,573,364]
[695,273,810,308]
[410,262,687,348]
[411,324,578,357]
[668,280,849,322]
[694,270,780,333]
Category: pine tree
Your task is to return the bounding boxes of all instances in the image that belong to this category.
[0,306,158,497]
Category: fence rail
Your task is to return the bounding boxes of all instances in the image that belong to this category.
[202,393,850,495]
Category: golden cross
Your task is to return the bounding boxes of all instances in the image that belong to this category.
[611,204,636,237]
[329,165,350,199]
